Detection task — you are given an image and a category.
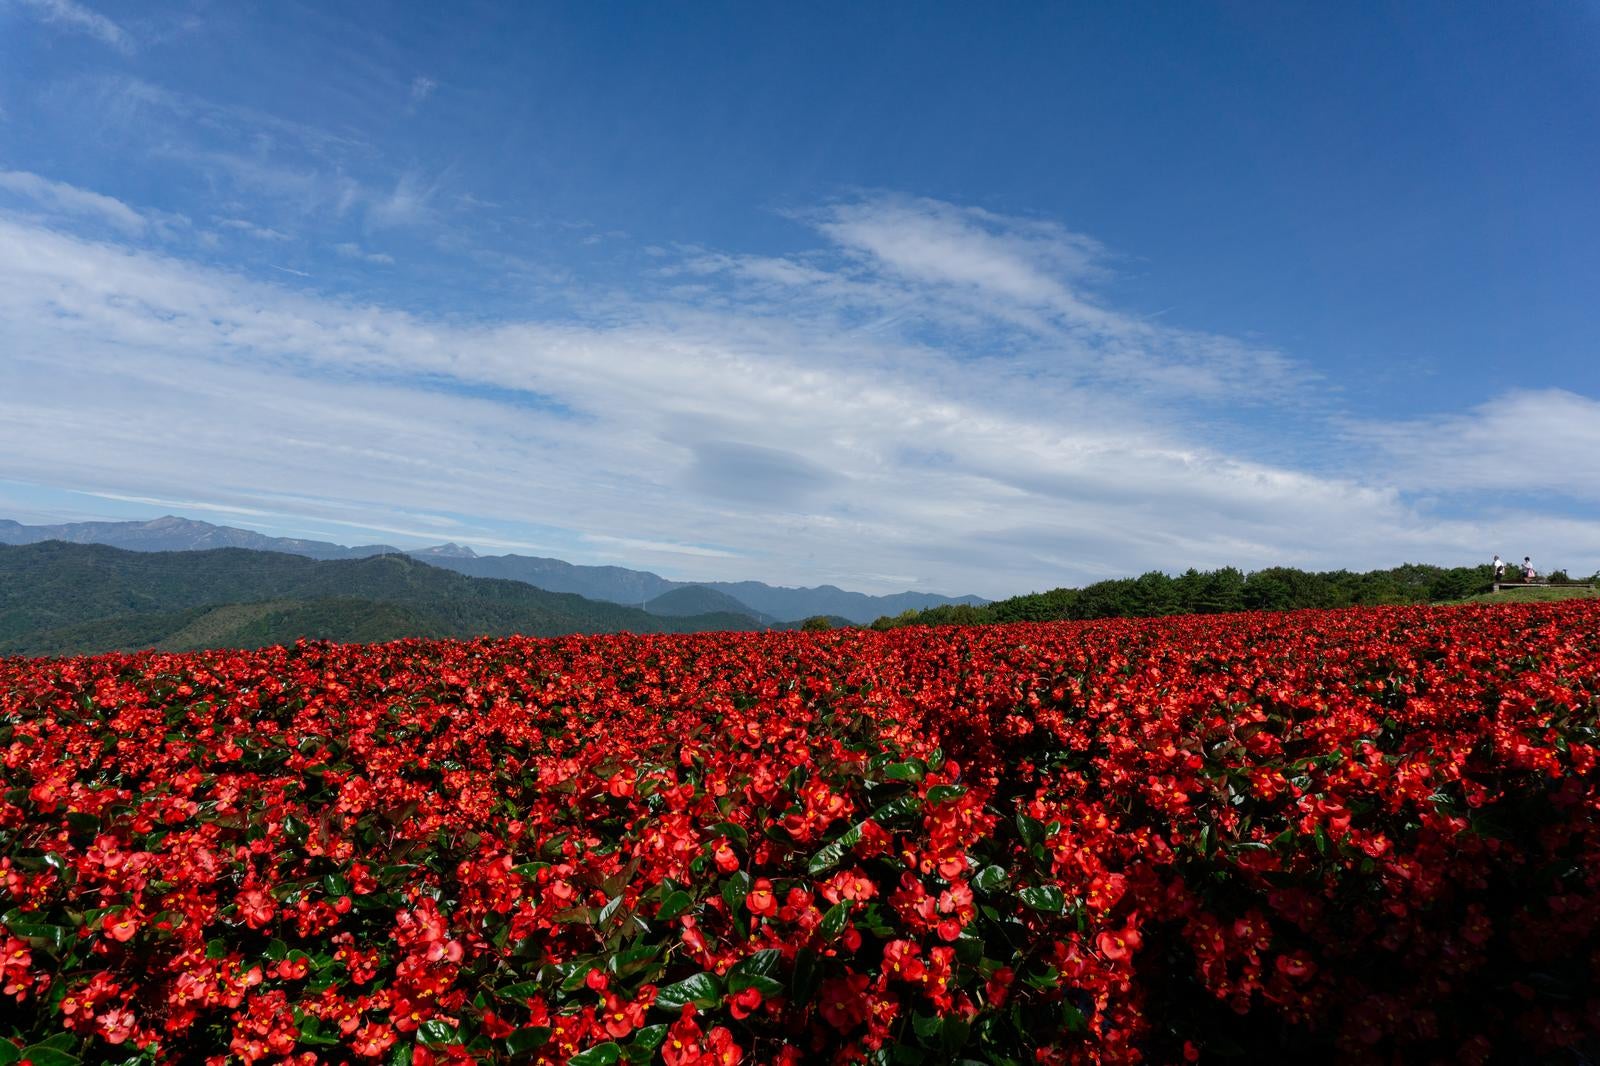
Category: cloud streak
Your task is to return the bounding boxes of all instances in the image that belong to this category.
[1354,390,1600,502]
[0,170,145,233]
[1,190,1597,594]
[13,0,132,52]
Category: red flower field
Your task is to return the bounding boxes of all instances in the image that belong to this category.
[2,604,1598,1064]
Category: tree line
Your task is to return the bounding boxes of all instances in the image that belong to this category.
[868,563,1593,630]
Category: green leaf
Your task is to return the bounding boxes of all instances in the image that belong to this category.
[653,972,724,1011]
[719,870,751,916]
[1018,886,1066,913]
[926,784,967,804]
[807,823,864,875]
[655,890,693,921]
[18,1049,78,1066]
[418,1020,459,1047]
[609,941,664,979]
[597,895,624,925]
[1016,812,1045,847]
[560,961,597,993]
[731,948,781,977]
[7,922,69,954]
[297,1016,342,1047]
[625,1025,669,1064]
[568,1043,622,1066]
[710,821,749,848]
[1022,965,1061,990]
[505,1027,551,1055]
[497,980,542,1001]
[972,865,1008,893]
[883,759,926,782]
[728,949,785,996]
[818,900,852,939]
[870,795,923,823]
[389,1044,414,1066]
[790,946,821,1003]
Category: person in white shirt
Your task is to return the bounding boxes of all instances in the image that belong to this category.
[1523,556,1536,582]
[1493,555,1505,580]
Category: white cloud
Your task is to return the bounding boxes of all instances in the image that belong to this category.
[0,169,145,233]
[812,196,1106,311]
[367,172,440,229]
[690,195,1305,405]
[1355,389,1600,502]
[334,241,395,265]
[13,0,131,51]
[410,76,437,104]
[218,217,290,241]
[0,198,1595,595]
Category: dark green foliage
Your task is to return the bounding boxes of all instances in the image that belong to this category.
[0,542,763,656]
[872,563,1506,629]
[643,585,775,624]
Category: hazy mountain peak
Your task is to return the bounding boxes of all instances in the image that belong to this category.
[0,514,988,623]
[412,543,480,559]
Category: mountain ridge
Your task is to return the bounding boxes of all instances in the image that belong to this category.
[0,516,988,623]
[0,541,763,656]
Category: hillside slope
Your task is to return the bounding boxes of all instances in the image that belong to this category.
[0,543,761,655]
[0,515,988,623]
[644,585,776,624]
[0,515,398,559]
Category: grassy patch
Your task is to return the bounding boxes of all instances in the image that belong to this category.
[1449,585,1600,604]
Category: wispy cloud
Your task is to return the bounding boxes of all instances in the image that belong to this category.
[2,198,1595,593]
[13,0,132,52]
[1353,389,1600,502]
[367,171,441,229]
[334,241,394,265]
[0,169,144,233]
[671,194,1306,405]
[410,76,437,104]
[218,217,290,241]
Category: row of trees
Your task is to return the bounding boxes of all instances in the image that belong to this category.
[869,563,1594,630]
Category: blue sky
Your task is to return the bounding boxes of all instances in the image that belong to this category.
[1,1,1597,596]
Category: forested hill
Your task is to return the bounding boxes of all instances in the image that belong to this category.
[869,563,1598,629]
[0,542,761,656]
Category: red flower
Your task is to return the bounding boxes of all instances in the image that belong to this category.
[745,878,777,918]
[663,1005,704,1065]
[707,1026,743,1065]
[96,1006,136,1044]
[235,888,276,930]
[819,973,872,1031]
[728,986,763,1020]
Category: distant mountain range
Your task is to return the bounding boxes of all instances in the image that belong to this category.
[0,541,766,657]
[0,515,397,560]
[0,516,987,623]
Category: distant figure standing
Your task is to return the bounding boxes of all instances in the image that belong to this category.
[1493,554,1506,581]
[1524,556,1536,583]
